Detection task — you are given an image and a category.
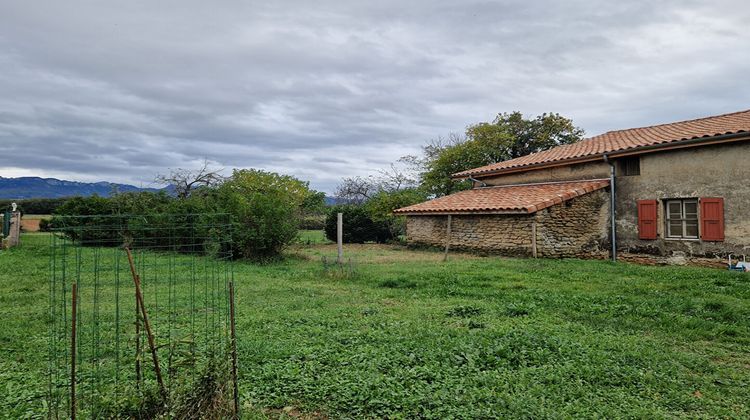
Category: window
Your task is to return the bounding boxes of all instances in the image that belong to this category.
[620,157,640,176]
[665,199,698,239]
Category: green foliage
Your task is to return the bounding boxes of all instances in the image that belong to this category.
[469,111,584,159]
[38,218,51,232]
[53,194,114,216]
[296,229,330,245]
[301,190,326,216]
[421,112,584,196]
[50,192,201,247]
[445,305,484,317]
[50,169,318,259]
[0,197,71,214]
[218,169,317,259]
[299,215,326,230]
[324,205,391,243]
[364,188,428,239]
[4,236,750,418]
[378,278,418,289]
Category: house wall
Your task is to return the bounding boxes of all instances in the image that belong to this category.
[476,140,750,258]
[615,142,750,256]
[405,189,609,258]
[479,161,609,186]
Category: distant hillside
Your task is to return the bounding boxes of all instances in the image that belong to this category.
[324,196,353,206]
[0,176,166,199]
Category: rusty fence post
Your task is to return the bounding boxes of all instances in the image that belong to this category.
[229,281,239,418]
[125,247,167,402]
[135,288,142,390]
[70,283,78,420]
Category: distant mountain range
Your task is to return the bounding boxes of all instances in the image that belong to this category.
[0,176,345,204]
[0,176,167,199]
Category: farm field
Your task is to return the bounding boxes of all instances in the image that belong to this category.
[1,233,750,418]
[19,214,51,232]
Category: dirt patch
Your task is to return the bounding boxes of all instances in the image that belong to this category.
[619,253,729,269]
[21,219,40,232]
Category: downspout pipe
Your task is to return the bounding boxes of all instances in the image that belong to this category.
[603,154,617,261]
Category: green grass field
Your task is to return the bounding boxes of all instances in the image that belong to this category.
[2,233,749,418]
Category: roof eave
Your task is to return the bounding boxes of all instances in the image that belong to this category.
[393,210,531,216]
[452,131,750,180]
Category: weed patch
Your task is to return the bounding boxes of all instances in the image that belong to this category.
[3,234,750,418]
[446,305,484,318]
[378,278,418,289]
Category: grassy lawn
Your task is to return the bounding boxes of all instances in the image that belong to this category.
[1,233,749,417]
[296,229,331,245]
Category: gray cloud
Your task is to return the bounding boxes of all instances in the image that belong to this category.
[1,0,749,192]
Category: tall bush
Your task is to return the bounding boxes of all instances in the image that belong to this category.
[217,169,318,259]
[324,205,390,244]
[49,169,318,260]
[364,188,428,239]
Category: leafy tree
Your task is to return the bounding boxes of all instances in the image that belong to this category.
[51,168,318,260]
[301,190,326,216]
[53,194,114,217]
[420,112,584,196]
[218,169,317,259]
[324,205,390,244]
[364,188,428,239]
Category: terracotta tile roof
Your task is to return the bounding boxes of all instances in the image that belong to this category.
[394,179,609,215]
[455,109,750,178]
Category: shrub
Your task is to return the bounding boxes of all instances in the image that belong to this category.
[324,205,390,243]
[299,215,326,230]
[38,218,52,232]
[48,169,317,260]
[217,169,316,259]
[364,188,428,239]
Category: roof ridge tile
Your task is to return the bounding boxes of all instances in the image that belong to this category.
[455,109,750,178]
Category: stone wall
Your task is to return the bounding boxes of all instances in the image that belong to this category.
[535,189,609,258]
[405,189,610,258]
[406,213,534,256]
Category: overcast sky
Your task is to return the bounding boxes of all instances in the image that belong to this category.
[1,1,748,193]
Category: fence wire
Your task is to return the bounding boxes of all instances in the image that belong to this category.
[47,213,236,418]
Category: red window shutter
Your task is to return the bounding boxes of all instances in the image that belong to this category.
[637,200,658,240]
[700,198,724,241]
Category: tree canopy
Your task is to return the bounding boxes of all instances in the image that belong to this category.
[420,112,584,196]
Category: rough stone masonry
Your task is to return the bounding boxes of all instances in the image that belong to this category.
[406,190,610,258]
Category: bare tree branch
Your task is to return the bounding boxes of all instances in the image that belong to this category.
[155,159,224,199]
[334,176,377,204]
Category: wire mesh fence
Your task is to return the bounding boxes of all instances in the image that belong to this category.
[47,213,238,418]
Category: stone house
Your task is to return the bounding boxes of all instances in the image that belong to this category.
[395,109,750,261]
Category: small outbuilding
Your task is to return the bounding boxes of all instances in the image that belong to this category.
[395,109,750,261]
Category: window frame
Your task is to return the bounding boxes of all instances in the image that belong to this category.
[620,157,641,176]
[664,198,699,239]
